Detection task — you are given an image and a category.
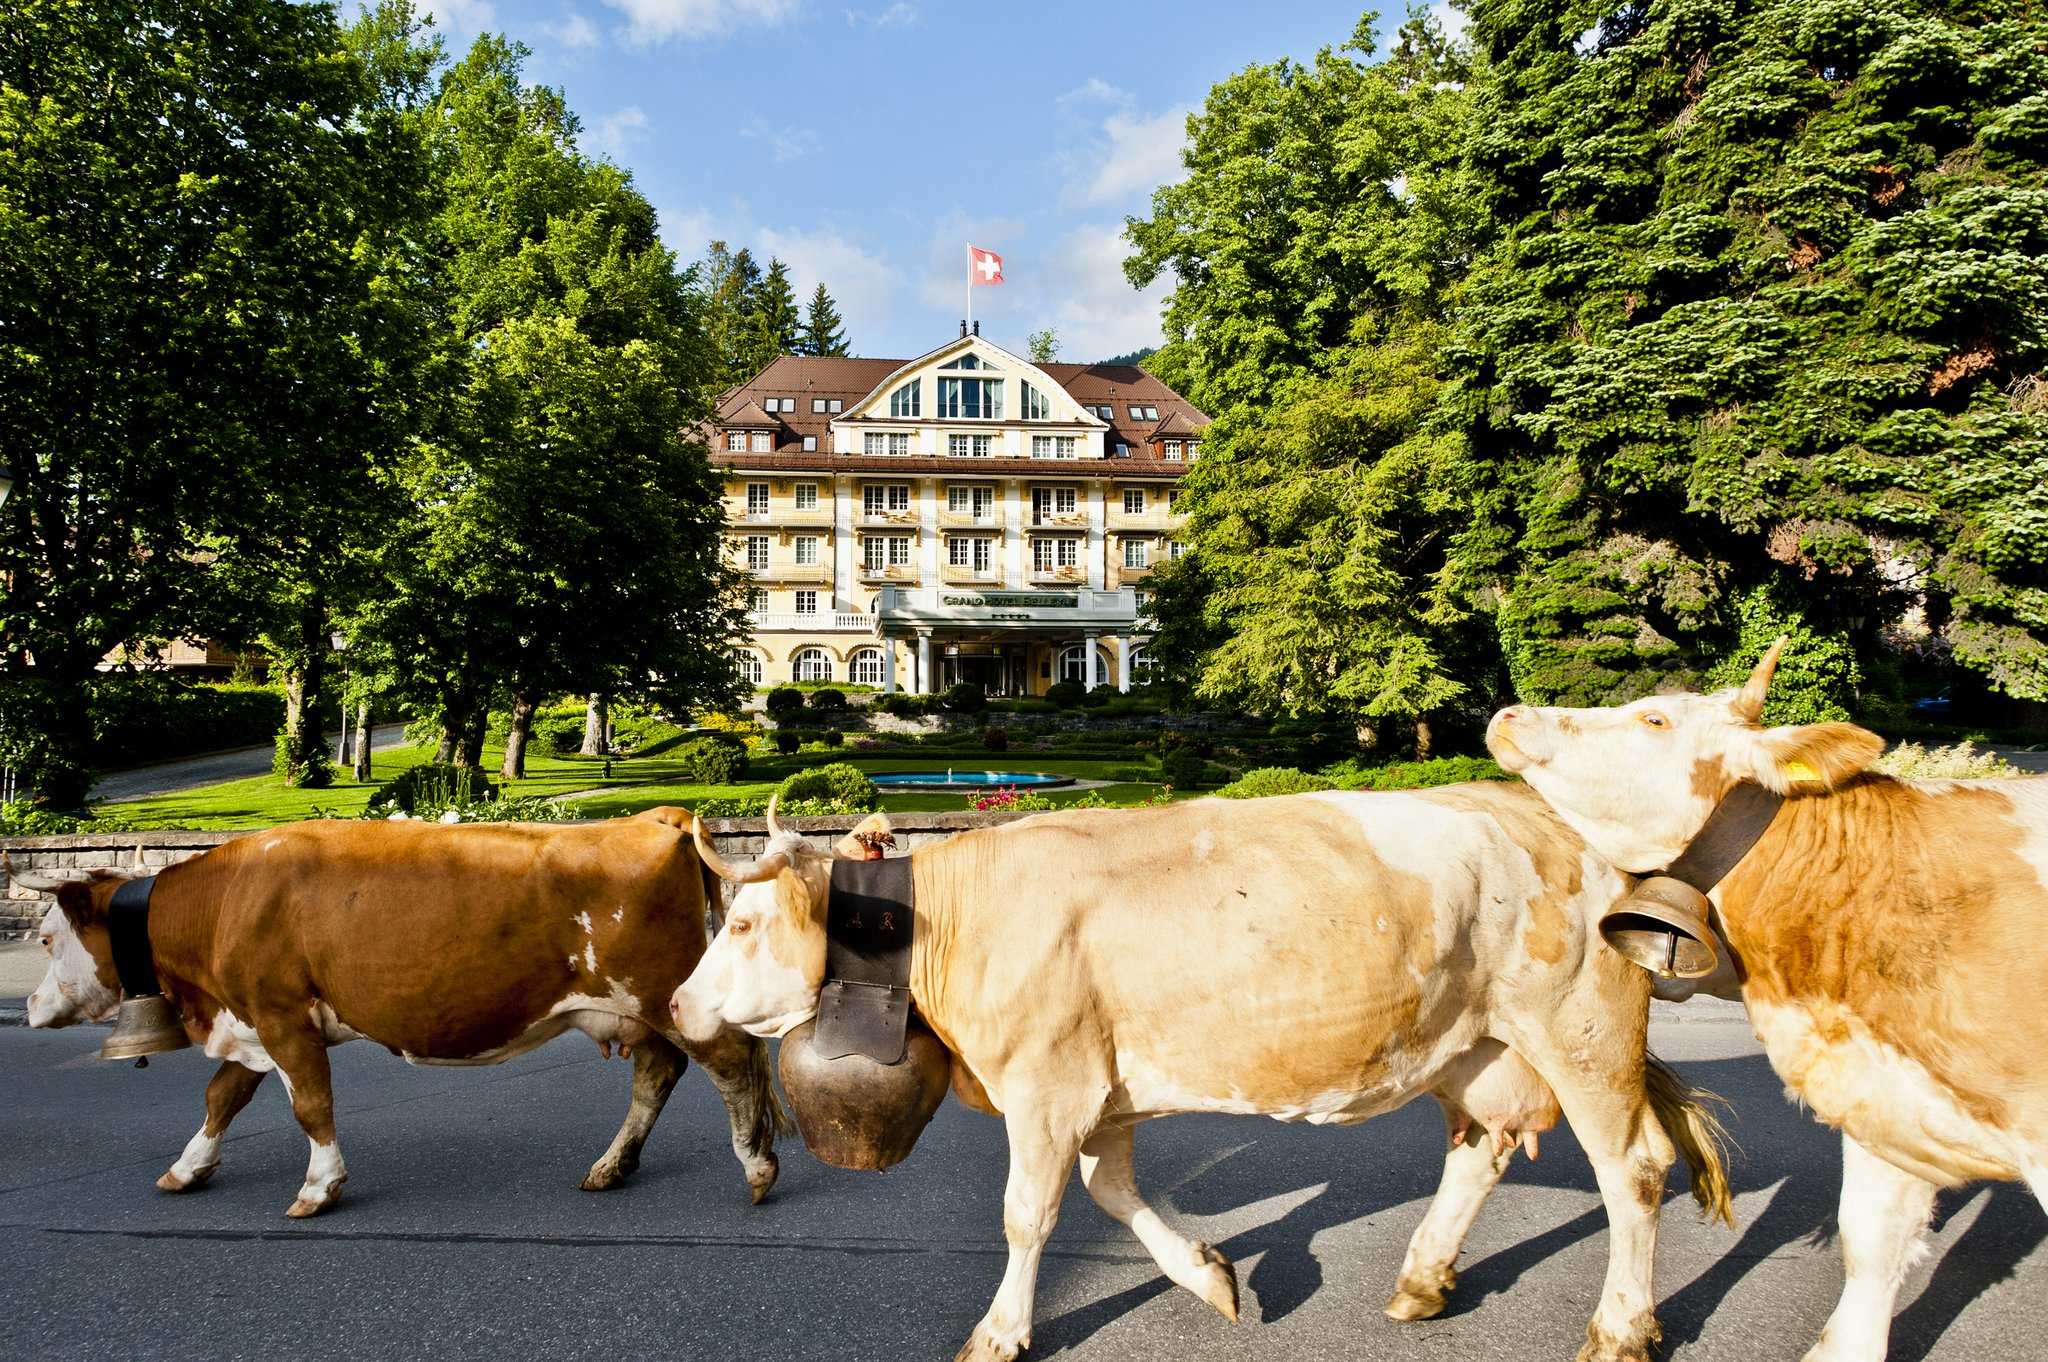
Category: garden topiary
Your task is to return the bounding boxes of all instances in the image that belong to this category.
[942,681,986,713]
[772,729,801,755]
[982,725,1008,751]
[684,738,749,785]
[807,687,846,712]
[1044,680,1085,708]
[776,762,880,812]
[1158,745,1210,789]
[764,687,806,720]
[1216,767,1337,799]
[821,729,844,748]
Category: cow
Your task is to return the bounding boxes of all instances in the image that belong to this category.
[21,808,781,1217]
[671,795,1732,1362]
[1487,639,2048,1362]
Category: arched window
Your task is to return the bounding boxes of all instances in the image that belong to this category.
[1128,648,1156,685]
[792,647,833,683]
[888,379,920,418]
[1020,380,1051,420]
[736,650,764,686]
[848,648,885,687]
[1059,644,1107,687]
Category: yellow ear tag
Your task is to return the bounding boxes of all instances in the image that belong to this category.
[1782,760,1820,783]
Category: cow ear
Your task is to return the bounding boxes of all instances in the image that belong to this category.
[1746,722,1884,793]
[833,812,896,861]
[55,880,103,931]
[773,866,825,924]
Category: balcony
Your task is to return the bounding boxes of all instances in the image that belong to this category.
[1027,513,1089,531]
[1030,566,1087,585]
[1112,561,1156,586]
[857,509,921,528]
[857,563,919,584]
[941,564,1002,585]
[730,506,833,528]
[1105,507,1173,532]
[938,509,1002,529]
[748,610,871,632]
[748,562,829,583]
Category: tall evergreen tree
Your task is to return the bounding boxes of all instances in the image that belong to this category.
[801,281,849,355]
[754,256,801,356]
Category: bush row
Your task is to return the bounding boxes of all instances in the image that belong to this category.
[90,677,285,771]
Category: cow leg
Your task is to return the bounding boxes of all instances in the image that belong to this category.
[157,1061,267,1193]
[956,1105,1087,1362]
[1385,1099,1515,1321]
[1079,1123,1239,1321]
[1803,1135,1935,1362]
[260,1026,348,1219]
[582,1036,685,1191]
[676,1024,780,1204]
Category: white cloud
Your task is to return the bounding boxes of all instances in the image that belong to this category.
[599,0,799,45]
[1040,221,1167,361]
[740,118,819,164]
[426,0,498,38]
[546,9,602,48]
[1430,1,1470,43]
[593,106,650,157]
[757,226,897,340]
[845,2,918,27]
[1053,81,1192,208]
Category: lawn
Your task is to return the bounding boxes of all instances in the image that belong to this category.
[96,744,1174,829]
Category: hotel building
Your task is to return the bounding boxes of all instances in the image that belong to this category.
[713,326,1208,695]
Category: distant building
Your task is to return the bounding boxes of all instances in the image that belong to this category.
[712,326,1208,695]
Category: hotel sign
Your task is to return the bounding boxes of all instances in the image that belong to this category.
[942,594,1077,609]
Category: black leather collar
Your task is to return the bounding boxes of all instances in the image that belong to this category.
[107,876,165,998]
[813,857,916,1065]
[1662,783,1784,893]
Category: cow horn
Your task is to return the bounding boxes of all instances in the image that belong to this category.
[765,792,785,842]
[1733,636,1788,724]
[692,816,788,885]
[3,855,72,894]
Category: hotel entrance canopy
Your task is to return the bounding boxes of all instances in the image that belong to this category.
[872,586,1140,634]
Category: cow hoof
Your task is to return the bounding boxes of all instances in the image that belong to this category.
[953,1319,1028,1362]
[1576,1315,1659,1362]
[1385,1264,1456,1322]
[1189,1242,1239,1322]
[581,1157,635,1192]
[746,1152,779,1205]
[285,1196,332,1219]
[156,1164,217,1194]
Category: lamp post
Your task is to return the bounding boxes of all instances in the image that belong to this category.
[330,632,349,771]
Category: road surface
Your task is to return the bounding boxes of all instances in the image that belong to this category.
[90,725,411,803]
[2,1011,2042,1361]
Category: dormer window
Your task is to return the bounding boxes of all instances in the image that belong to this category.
[936,376,1002,420]
[888,379,920,418]
[1020,381,1052,421]
[725,431,745,452]
[1164,440,1183,460]
[750,431,772,452]
[942,353,998,370]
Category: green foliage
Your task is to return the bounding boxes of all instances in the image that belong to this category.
[272,731,335,788]
[376,794,570,823]
[942,682,988,713]
[681,738,749,784]
[801,282,849,357]
[687,794,844,818]
[764,687,807,719]
[982,726,1009,751]
[806,688,847,712]
[83,679,284,771]
[1702,588,1861,723]
[820,729,844,748]
[1158,745,1212,788]
[774,762,880,812]
[1322,754,1510,790]
[0,800,136,836]
[1044,680,1086,708]
[1215,767,1339,798]
[772,729,801,755]
[1873,740,2018,780]
[368,763,496,815]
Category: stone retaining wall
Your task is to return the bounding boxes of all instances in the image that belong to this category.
[0,812,1029,938]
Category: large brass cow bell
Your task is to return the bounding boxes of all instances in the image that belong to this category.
[100,994,191,1061]
[777,1017,950,1171]
[1599,877,1723,980]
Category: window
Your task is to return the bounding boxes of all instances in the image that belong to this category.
[792,647,832,683]
[746,587,768,613]
[941,353,997,370]
[828,399,842,413]
[863,535,911,571]
[737,650,764,685]
[725,431,745,451]
[863,431,912,456]
[1114,442,1131,458]
[1123,538,1149,569]
[750,431,772,452]
[936,377,1002,420]
[795,590,819,615]
[794,536,819,566]
[802,436,817,452]
[1095,405,1114,420]
[863,483,910,516]
[746,482,769,518]
[1032,536,1079,571]
[948,485,994,520]
[1187,441,1199,459]
[888,379,920,418]
[1166,489,1179,511]
[1030,435,1077,460]
[1169,540,1189,560]
[948,536,993,572]
[1059,644,1105,685]
[812,398,827,413]
[1031,486,1077,522]
[1020,381,1052,420]
[745,536,769,570]
[947,433,995,458]
[794,482,818,510]
[848,648,885,686]
[1164,440,1183,461]
[1122,488,1144,515]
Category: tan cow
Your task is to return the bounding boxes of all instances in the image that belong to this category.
[23,809,781,1216]
[672,794,1731,1362]
[1488,641,2048,1362]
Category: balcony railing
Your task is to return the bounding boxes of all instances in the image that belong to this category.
[857,563,919,583]
[1030,566,1087,584]
[731,506,833,527]
[941,565,1002,585]
[1105,508,1174,531]
[749,562,830,582]
[937,509,1001,528]
[1114,561,1156,583]
[857,509,921,528]
[748,611,871,632]
[1027,513,1089,530]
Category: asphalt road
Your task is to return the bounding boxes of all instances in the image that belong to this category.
[2,1015,2043,1362]
[89,724,411,803]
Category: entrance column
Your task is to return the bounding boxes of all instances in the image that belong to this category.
[1083,631,1099,692]
[916,632,933,695]
[883,637,897,695]
[1116,636,1131,694]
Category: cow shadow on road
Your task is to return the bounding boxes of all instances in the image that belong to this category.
[1029,1052,2046,1359]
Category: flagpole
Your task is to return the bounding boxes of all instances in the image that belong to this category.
[964,242,972,336]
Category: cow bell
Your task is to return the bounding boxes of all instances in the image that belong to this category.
[100,994,192,1062]
[1598,877,1723,980]
[777,1017,950,1171]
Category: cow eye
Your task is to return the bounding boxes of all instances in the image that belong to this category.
[1639,711,1669,729]
[728,919,752,936]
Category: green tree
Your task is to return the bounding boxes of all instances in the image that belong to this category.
[699,240,768,388]
[801,281,849,355]
[0,0,418,807]
[1460,0,2048,702]
[1027,328,1060,363]
[754,256,801,356]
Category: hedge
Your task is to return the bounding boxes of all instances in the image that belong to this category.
[89,677,285,770]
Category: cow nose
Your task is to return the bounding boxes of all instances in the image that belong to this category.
[1498,707,1523,723]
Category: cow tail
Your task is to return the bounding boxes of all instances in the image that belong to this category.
[1646,1052,1735,1226]
[753,1031,794,1139]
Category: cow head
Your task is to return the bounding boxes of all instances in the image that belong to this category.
[1486,638,1885,873]
[671,799,896,1044]
[21,874,123,1028]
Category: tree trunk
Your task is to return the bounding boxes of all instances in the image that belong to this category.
[278,604,329,786]
[31,663,96,811]
[580,693,609,756]
[352,700,372,781]
[1353,720,1379,751]
[457,708,487,768]
[433,729,457,764]
[1414,718,1434,760]
[501,692,535,781]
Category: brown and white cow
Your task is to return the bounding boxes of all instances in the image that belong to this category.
[1488,640,2048,1362]
[673,795,1731,1362]
[23,808,780,1216]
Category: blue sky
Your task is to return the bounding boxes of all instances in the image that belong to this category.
[417,0,1454,363]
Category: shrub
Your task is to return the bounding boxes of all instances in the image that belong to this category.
[685,794,843,818]
[764,687,806,719]
[375,795,570,824]
[1323,755,1510,791]
[876,692,918,717]
[0,800,137,835]
[772,730,801,755]
[682,738,749,784]
[368,763,496,815]
[1216,767,1338,799]
[968,786,1058,812]
[821,729,845,748]
[1044,680,1086,708]
[1079,686,1111,708]
[271,731,335,788]
[1159,745,1210,789]
[534,706,589,756]
[942,682,987,713]
[982,726,1009,751]
[1873,741,2018,780]
[86,676,285,771]
[776,762,880,812]
[807,688,847,712]
[1702,585,1861,725]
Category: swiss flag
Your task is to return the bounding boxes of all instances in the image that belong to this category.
[970,245,1004,286]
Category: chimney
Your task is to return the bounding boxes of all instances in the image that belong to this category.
[959,319,968,337]
[972,320,980,336]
